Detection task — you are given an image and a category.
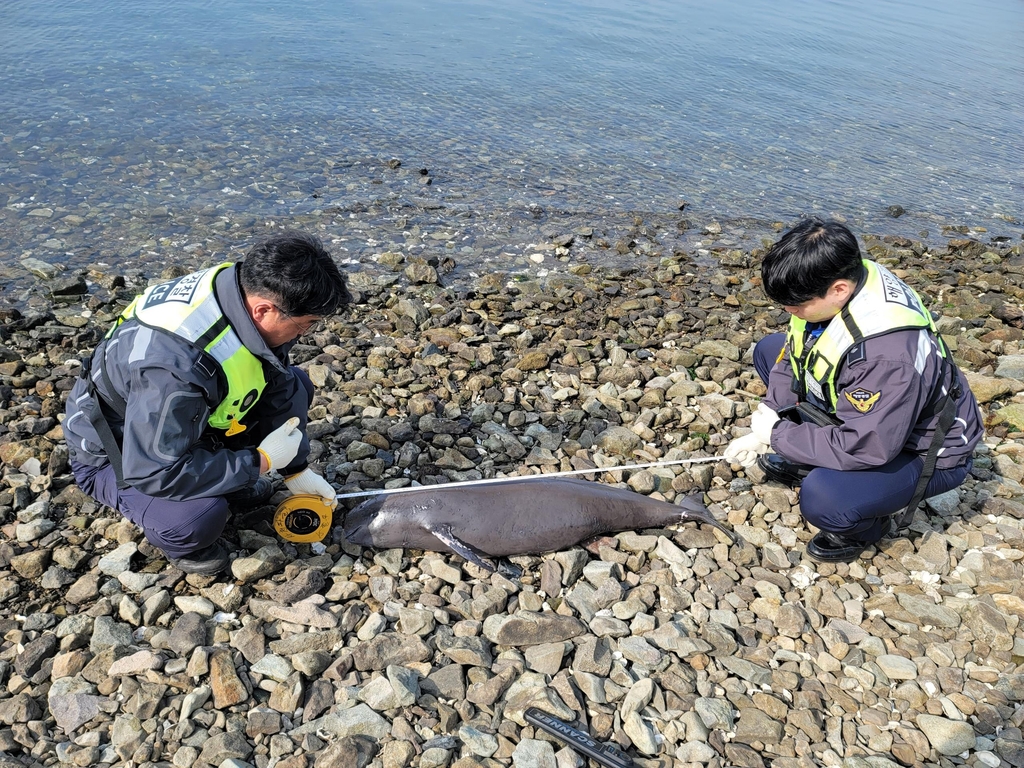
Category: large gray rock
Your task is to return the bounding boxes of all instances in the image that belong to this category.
[168,612,208,656]
[483,612,586,646]
[48,692,105,734]
[231,545,289,582]
[351,633,431,671]
[97,542,137,576]
[916,714,976,755]
[90,616,134,653]
[291,703,391,740]
[512,738,557,768]
[593,426,642,457]
[199,731,253,765]
[995,355,1024,381]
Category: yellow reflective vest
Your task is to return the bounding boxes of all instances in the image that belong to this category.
[786,260,945,414]
[111,263,268,434]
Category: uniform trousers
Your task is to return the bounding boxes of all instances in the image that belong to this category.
[753,334,971,543]
[70,368,314,558]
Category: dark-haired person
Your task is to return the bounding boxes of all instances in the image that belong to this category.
[64,231,351,573]
[723,218,982,562]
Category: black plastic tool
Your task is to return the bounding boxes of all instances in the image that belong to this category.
[524,707,634,768]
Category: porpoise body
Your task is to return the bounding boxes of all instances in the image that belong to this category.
[343,477,735,569]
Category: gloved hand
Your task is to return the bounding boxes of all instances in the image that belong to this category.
[284,467,338,509]
[750,403,780,445]
[723,432,770,469]
[257,417,302,472]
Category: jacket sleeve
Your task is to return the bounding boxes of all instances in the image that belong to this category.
[763,341,799,411]
[769,355,928,471]
[120,364,261,500]
[243,363,311,476]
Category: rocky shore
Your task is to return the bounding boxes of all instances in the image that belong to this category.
[2,225,1024,768]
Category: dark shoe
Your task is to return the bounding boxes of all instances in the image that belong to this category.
[168,540,230,574]
[807,531,873,563]
[758,454,815,487]
[225,476,275,508]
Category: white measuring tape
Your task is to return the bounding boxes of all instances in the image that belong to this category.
[334,454,726,500]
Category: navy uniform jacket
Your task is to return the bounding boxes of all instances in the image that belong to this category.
[63,265,310,500]
[764,326,983,472]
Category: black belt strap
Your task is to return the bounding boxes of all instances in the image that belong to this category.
[79,352,130,490]
[892,356,963,532]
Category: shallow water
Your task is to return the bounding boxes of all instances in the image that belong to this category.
[1,0,1022,301]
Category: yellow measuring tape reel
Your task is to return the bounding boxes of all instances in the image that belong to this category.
[273,494,334,543]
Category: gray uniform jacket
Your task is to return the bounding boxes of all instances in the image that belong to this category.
[764,327,983,472]
[64,265,310,500]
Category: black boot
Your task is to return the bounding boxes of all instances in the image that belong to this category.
[806,532,865,562]
[757,454,815,488]
[168,540,230,574]
[806,529,885,563]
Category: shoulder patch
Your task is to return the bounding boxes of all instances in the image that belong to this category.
[192,355,218,380]
[846,342,866,365]
[844,387,880,413]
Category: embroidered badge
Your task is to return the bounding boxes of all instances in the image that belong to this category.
[844,388,881,413]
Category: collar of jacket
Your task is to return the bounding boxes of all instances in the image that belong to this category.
[215,264,291,375]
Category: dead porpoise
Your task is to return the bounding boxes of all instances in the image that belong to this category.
[343,477,736,570]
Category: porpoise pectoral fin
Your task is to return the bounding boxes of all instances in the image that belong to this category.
[430,523,497,572]
[678,492,738,544]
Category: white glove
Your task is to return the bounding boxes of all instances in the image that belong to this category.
[750,403,780,445]
[723,432,770,469]
[257,417,302,472]
[284,467,338,509]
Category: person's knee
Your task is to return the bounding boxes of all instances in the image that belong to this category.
[186,499,230,547]
[70,459,116,509]
[799,472,858,534]
[144,498,229,556]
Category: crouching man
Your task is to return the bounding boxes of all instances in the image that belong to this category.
[724,218,982,562]
[64,231,351,573]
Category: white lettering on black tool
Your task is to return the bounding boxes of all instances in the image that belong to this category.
[524,707,634,768]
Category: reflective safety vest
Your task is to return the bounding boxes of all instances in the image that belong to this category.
[112,263,267,435]
[786,260,945,414]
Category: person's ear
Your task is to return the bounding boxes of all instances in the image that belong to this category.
[831,279,854,301]
[247,296,276,323]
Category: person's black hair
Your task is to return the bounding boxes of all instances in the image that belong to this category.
[761,217,864,306]
[239,231,351,317]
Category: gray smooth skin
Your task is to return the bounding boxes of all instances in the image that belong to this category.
[343,478,736,563]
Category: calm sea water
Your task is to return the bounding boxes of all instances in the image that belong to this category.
[1,0,1022,294]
